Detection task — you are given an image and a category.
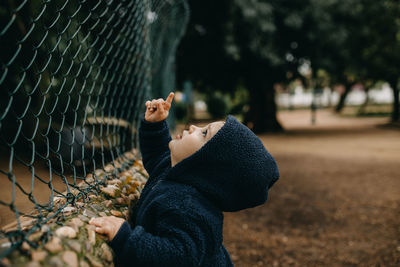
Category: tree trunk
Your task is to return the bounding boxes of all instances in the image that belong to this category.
[390,79,399,122]
[335,82,355,112]
[243,84,283,133]
[357,87,370,115]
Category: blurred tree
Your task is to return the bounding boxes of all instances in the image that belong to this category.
[302,0,400,119]
[177,0,369,132]
[177,0,400,130]
[178,0,310,132]
[303,0,361,112]
[357,0,400,122]
[176,0,237,95]
[227,0,285,132]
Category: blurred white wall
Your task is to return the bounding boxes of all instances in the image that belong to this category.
[276,83,393,108]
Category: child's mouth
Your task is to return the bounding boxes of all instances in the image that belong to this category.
[176,134,182,139]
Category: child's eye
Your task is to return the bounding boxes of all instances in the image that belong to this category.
[202,130,208,136]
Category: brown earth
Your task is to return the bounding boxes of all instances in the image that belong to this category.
[222,109,400,266]
[0,159,83,228]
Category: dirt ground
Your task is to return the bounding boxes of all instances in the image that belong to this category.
[222,109,400,266]
[0,160,72,228]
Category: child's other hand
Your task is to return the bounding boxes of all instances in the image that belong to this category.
[89,216,125,241]
[145,92,174,122]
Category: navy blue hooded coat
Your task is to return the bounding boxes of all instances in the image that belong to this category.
[109,115,279,266]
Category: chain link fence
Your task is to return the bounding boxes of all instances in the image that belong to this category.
[0,0,188,258]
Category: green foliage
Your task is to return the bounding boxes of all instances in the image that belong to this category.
[205,92,230,119]
[228,86,249,115]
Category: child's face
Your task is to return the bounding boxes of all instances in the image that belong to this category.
[169,121,225,166]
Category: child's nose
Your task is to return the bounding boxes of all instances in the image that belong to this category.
[189,125,197,133]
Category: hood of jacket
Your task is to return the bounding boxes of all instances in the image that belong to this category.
[165,115,279,212]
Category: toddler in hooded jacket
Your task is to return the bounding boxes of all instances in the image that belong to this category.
[89,92,280,266]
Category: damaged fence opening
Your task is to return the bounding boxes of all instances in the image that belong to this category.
[0,0,189,261]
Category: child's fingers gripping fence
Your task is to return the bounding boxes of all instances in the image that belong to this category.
[0,0,189,262]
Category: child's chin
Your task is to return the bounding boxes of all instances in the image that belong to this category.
[168,140,174,149]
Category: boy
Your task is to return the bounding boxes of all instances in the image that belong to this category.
[90,92,279,266]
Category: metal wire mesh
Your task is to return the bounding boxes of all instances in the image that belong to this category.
[0,0,189,258]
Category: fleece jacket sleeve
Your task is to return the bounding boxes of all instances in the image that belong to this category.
[138,117,172,177]
[109,203,211,267]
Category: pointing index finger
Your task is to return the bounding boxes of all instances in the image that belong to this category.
[165,92,174,105]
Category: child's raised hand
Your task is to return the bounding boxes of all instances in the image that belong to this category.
[89,216,125,241]
[145,92,174,123]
